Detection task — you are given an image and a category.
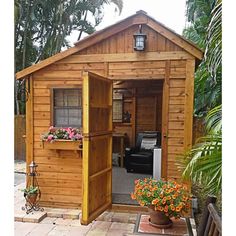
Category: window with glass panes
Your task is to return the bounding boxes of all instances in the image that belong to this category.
[53,89,82,127]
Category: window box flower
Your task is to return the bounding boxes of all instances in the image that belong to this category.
[41,127,83,155]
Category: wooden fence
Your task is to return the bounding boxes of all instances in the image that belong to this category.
[192,117,205,145]
[15,115,26,160]
[14,115,205,161]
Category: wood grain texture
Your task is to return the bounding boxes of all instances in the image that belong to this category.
[82,72,112,225]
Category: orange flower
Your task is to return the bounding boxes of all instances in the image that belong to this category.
[152,198,159,205]
[160,193,164,198]
[176,207,181,212]
[131,193,136,200]
[167,196,171,201]
[159,206,164,211]
[164,205,169,212]
[170,205,175,211]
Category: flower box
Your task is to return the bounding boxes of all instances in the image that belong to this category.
[42,139,83,151]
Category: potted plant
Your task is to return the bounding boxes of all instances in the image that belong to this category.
[41,126,83,151]
[23,185,39,205]
[131,178,191,228]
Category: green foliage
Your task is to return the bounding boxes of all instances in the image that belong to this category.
[23,185,39,195]
[15,0,123,114]
[183,0,221,116]
[180,105,222,195]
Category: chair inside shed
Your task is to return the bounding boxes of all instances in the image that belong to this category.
[112,80,163,205]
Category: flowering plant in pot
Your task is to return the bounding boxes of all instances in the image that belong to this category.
[131,178,191,228]
[41,126,83,142]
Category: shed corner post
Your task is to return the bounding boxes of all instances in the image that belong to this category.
[25,75,34,179]
[184,59,195,151]
[161,60,170,179]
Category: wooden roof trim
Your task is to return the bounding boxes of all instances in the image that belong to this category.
[16,10,203,80]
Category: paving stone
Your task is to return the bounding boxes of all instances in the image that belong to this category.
[47,225,71,236]
[22,211,47,223]
[40,217,57,224]
[63,209,81,219]
[96,211,114,221]
[86,228,107,236]
[45,208,68,218]
[110,222,135,231]
[25,223,55,236]
[15,209,27,222]
[106,229,134,236]
[69,219,83,227]
[67,226,92,236]
[54,218,74,226]
[112,213,130,223]
[14,222,38,236]
[128,214,138,224]
[91,221,112,229]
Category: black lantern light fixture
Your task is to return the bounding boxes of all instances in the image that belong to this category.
[29,161,37,175]
[133,24,147,51]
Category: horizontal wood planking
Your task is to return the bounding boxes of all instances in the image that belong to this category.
[40,186,82,196]
[109,61,166,69]
[37,163,82,174]
[37,171,82,181]
[40,193,81,204]
[37,178,81,188]
[167,75,188,180]
[77,25,183,55]
[32,77,83,207]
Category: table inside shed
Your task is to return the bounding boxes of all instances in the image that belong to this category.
[134,214,194,236]
[112,133,126,167]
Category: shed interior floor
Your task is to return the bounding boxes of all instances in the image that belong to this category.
[112,166,151,205]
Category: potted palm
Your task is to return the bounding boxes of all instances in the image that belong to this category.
[131,178,191,228]
[23,185,39,205]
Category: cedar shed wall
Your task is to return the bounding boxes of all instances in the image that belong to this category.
[29,24,195,208]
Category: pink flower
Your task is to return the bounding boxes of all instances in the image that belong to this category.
[75,134,83,140]
[49,126,56,132]
[47,134,54,141]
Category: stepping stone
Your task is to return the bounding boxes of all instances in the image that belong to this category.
[63,209,81,219]
[22,211,47,223]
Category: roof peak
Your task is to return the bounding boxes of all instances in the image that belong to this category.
[136,10,147,15]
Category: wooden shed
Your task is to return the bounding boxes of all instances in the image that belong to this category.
[16,10,203,225]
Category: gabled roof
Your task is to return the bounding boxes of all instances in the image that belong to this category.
[16,10,203,80]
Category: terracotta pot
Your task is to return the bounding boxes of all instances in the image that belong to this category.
[27,193,38,204]
[148,205,173,228]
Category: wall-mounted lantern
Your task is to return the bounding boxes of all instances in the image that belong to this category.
[133,24,147,51]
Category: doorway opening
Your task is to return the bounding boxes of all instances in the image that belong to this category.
[112,80,164,205]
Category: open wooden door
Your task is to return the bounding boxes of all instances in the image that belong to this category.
[81,71,113,225]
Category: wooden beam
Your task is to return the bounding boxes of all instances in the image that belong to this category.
[184,59,195,150]
[59,51,194,64]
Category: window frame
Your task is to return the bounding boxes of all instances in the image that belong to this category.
[50,87,82,128]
